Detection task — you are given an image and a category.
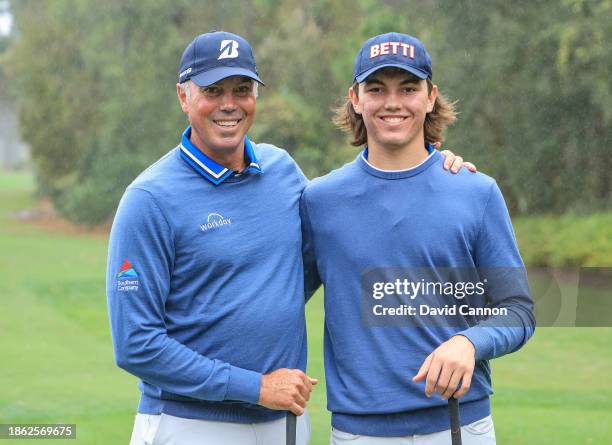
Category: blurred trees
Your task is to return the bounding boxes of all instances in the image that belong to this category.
[4,0,611,224]
[7,0,189,222]
[438,0,612,213]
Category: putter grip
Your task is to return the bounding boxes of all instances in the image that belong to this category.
[286,412,297,445]
[449,397,462,445]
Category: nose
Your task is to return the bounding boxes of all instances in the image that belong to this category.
[220,92,237,112]
[384,91,401,111]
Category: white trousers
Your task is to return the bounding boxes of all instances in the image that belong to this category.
[330,415,495,445]
[129,411,311,445]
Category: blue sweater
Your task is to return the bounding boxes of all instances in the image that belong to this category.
[301,148,535,436]
[106,139,308,423]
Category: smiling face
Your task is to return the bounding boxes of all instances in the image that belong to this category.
[177,76,256,160]
[349,68,437,154]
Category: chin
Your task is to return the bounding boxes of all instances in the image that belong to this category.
[213,140,243,153]
[211,133,246,149]
[378,138,411,149]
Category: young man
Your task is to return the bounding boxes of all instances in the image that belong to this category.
[300,33,535,444]
[107,31,471,445]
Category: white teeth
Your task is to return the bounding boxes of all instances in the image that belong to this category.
[381,117,405,123]
[216,120,239,127]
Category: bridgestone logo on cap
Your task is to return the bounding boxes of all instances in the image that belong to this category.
[218,40,239,60]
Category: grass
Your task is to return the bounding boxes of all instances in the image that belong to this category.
[0,170,611,444]
[0,171,136,444]
[515,213,612,267]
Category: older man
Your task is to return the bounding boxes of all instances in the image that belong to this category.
[107,31,318,445]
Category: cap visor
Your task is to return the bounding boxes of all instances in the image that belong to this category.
[190,67,265,87]
[355,63,429,83]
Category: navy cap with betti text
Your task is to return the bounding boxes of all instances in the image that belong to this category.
[353,32,432,82]
[178,31,264,87]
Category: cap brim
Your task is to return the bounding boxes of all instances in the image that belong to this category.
[190,67,265,87]
[355,63,429,83]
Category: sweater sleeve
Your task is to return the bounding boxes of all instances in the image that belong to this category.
[300,191,322,302]
[458,182,536,361]
[106,187,261,404]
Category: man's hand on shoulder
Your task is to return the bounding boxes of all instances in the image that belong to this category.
[433,142,477,174]
[412,335,476,400]
[258,368,318,416]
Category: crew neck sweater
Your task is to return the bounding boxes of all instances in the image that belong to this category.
[300,149,535,436]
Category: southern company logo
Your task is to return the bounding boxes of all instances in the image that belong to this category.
[117,259,138,278]
[117,259,139,292]
[200,213,232,232]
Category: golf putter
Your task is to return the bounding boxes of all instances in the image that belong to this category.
[286,412,297,445]
[448,396,462,445]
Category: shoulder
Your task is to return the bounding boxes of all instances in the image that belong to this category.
[122,146,198,207]
[253,142,297,168]
[453,169,497,193]
[111,147,185,220]
[129,147,182,193]
[303,159,359,201]
[252,141,307,183]
[430,155,498,200]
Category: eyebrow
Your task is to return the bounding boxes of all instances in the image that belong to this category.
[364,77,420,86]
[364,78,384,85]
[203,79,252,89]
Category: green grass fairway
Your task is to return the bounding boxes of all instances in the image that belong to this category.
[1,170,610,444]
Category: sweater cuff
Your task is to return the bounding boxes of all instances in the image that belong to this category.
[226,366,262,404]
[456,327,493,361]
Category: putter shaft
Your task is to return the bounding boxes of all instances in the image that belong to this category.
[449,397,462,445]
[286,412,297,445]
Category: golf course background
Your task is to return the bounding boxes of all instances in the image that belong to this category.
[1,171,611,444]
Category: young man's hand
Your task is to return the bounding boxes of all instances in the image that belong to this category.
[258,368,318,415]
[412,335,476,399]
[433,142,477,173]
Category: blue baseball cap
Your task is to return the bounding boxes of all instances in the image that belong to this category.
[178,31,264,87]
[353,32,432,83]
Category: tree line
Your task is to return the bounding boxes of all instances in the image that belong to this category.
[3,0,610,224]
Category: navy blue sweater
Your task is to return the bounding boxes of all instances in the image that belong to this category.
[107,141,308,423]
[301,148,535,436]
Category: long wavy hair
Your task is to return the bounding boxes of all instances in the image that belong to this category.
[333,70,457,146]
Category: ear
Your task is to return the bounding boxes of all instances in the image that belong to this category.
[348,85,362,115]
[426,83,438,113]
[176,82,190,113]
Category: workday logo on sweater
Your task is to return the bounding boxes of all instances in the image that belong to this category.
[117,259,139,292]
[200,213,232,232]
